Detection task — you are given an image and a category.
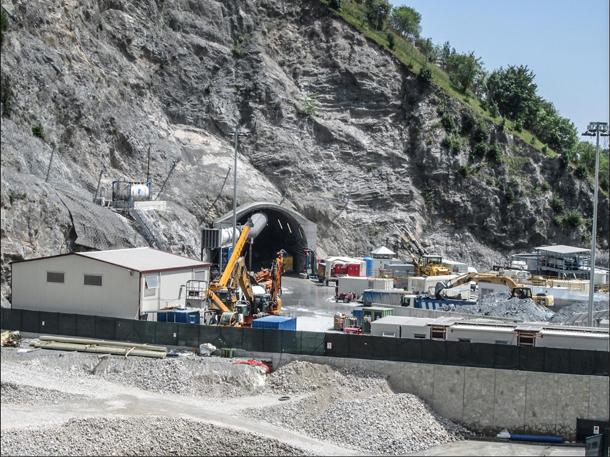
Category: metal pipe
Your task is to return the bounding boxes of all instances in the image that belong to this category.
[32,341,167,358]
[232,126,239,252]
[587,130,601,327]
[38,335,167,352]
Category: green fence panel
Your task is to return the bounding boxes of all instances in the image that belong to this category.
[372,336,400,361]
[1,308,21,331]
[199,325,221,346]
[280,331,300,354]
[396,339,422,362]
[299,332,325,356]
[347,334,376,359]
[178,323,200,348]
[242,328,265,352]
[75,314,95,338]
[324,333,349,357]
[115,319,135,342]
[131,320,156,344]
[263,329,282,353]
[420,340,446,364]
[57,313,77,336]
[38,312,59,335]
[155,322,178,346]
[219,326,243,349]
[518,346,544,372]
[494,344,519,369]
[21,310,40,333]
[543,347,572,374]
[95,316,117,340]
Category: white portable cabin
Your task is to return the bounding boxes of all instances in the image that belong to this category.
[11,247,211,320]
[536,328,609,351]
[446,322,517,345]
[337,276,393,298]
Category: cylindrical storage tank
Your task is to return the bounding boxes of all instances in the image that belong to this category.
[363,257,374,277]
[130,183,150,201]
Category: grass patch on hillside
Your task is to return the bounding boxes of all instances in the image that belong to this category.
[322,0,557,157]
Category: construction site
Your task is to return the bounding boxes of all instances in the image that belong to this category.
[1,0,609,455]
[1,201,609,456]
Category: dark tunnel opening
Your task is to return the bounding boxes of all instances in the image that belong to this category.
[238,209,308,273]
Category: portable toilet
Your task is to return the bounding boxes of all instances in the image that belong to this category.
[363,257,374,277]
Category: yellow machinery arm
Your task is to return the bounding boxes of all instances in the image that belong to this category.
[207,222,253,314]
[218,223,252,287]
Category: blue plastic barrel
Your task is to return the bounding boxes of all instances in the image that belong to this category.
[363,257,374,277]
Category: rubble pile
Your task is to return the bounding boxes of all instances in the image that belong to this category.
[0,416,310,456]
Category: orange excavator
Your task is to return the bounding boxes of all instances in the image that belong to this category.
[253,249,285,316]
[206,220,284,327]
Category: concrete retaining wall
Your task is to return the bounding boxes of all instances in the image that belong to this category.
[243,351,609,439]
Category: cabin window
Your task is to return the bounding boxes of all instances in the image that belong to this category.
[47,272,64,283]
[430,327,446,340]
[458,338,471,343]
[84,274,102,286]
[144,274,158,297]
[413,333,427,339]
[194,269,208,281]
[495,340,509,345]
[518,334,536,347]
[382,332,396,337]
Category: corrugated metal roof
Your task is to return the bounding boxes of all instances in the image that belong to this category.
[371,316,435,326]
[540,329,609,339]
[77,247,209,272]
[535,245,590,255]
[450,324,514,333]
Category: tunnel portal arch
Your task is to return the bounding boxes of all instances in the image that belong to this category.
[214,202,317,273]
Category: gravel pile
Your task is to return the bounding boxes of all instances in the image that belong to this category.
[458,293,556,322]
[0,416,310,456]
[550,300,609,324]
[0,382,90,406]
[247,391,470,455]
[266,361,391,394]
[2,350,267,398]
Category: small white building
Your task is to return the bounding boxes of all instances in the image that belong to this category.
[11,247,211,319]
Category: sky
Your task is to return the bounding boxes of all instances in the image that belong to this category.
[391,0,609,143]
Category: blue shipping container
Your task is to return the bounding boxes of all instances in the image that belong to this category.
[251,316,297,331]
[158,310,200,324]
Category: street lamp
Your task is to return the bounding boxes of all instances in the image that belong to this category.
[581,121,608,327]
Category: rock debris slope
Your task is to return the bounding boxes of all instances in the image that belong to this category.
[1,0,605,301]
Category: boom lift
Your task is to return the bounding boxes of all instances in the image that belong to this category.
[435,272,554,307]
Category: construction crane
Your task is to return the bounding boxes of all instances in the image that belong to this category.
[205,219,284,327]
[434,272,554,307]
[395,225,450,276]
[206,220,253,325]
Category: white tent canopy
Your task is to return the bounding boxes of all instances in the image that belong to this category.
[371,246,396,257]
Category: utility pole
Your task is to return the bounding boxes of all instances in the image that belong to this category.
[232,125,239,252]
[582,121,608,327]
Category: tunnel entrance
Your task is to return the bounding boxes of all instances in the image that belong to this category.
[214,202,317,275]
[239,208,308,273]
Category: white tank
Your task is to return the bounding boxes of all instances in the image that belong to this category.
[130,183,150,201]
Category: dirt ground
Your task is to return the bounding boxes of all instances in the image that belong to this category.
[0,339,584,456]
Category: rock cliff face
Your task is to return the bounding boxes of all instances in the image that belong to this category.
[1,0,606,301]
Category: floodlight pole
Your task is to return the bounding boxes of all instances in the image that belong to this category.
[232,126,239,252]
[582,121,608,327]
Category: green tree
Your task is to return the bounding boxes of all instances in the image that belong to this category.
[415,37,436,62]
[364,0,391,31]
[529,99,577,155]
[445,52,484,94]
[386,31,395,50]
[486,65,538,125]
[389,5,421,40]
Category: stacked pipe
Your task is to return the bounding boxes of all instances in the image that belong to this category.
[31,335,167,358]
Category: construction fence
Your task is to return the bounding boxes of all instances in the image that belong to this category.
[1,308,607,376]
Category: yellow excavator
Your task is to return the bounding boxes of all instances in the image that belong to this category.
[407,252,451,276]
[434,272,554,307]
[206,220,284,327]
